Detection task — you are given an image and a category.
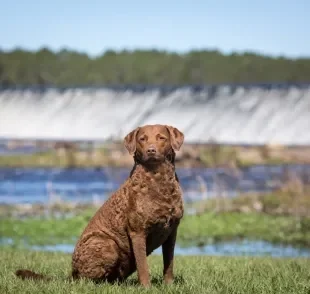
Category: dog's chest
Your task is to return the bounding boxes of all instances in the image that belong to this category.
[140,176,183,220]
[145,193,183,254]
[128,167,184,254]
[142,177,183,233]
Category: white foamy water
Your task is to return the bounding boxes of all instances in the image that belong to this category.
[0,84,309,145]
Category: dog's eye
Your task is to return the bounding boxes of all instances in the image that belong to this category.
[140,137,146,141]
[159,136,166,141]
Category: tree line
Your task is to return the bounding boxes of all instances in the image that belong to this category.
[0,47,309,86]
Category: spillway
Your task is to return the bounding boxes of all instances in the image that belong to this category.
[0,84,309,145]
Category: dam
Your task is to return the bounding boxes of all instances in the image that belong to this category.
[0,83,309,145]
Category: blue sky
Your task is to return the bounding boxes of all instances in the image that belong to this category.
[1,0,309,58]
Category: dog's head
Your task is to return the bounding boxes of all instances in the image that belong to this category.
[124,124,184,165]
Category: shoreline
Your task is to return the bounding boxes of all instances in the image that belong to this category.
[1,143,310,169]
[1,212,309,248]
[1,197,309,248]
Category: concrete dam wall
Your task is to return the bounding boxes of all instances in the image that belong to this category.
[0,84,309,145]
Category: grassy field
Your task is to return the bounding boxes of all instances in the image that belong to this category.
[1,209,310,247]
[1,194,310,293]
[1,247,309,294]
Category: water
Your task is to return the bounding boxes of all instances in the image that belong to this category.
[2,238,309,258]
[1,163,309,258]
[1,164,310,204]
[0,84,310,145]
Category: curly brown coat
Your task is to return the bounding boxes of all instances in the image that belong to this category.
[15,124,185,288]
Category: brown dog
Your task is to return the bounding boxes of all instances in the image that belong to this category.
[16,124,184,287]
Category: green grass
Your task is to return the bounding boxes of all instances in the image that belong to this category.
[1,247,309,294]
[179,212,310,247]
[1,211,310,247]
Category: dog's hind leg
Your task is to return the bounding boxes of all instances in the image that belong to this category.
[72,237,121,283]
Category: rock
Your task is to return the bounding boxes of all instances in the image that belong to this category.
[253,201,263,212]
[239,205,251,214]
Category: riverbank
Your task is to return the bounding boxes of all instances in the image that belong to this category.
[1,143,310,168]
[1,185,310,247]
[1,247,309,294]
[1,208,309,248]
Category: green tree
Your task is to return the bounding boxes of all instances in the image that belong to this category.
[0,48,309,86]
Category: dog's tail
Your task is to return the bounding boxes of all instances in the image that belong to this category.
[15,269,52,281]
[15,268,77,282]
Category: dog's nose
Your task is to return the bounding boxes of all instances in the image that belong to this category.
[147,146,156,155]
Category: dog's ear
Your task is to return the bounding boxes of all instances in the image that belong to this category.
[124,127,140,155]
[166,125,184,151]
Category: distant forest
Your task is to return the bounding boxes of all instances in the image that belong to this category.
[0,48,309,86]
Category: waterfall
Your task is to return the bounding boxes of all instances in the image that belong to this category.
[0,84,309,145]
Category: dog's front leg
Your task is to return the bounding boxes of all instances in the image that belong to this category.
[129,231,150,287]
[162,225,178,285]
